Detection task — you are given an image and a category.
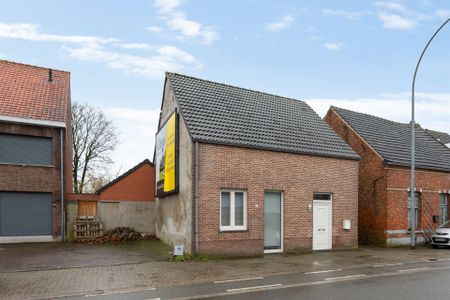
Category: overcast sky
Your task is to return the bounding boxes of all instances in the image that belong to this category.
[1,0,449,173]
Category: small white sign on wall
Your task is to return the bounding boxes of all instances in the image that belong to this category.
[174,245,184,256]
[343,219,352,230]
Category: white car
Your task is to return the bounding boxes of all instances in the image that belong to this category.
[430,221,450,248]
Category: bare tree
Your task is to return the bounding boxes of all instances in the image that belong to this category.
[72,102,119,193]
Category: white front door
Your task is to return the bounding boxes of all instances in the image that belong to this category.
[313,200,332,250]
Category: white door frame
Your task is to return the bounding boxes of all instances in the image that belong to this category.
[312,198,332,251]
[264,191,283,254]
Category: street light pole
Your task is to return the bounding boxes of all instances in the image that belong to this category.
[411,18,450,249]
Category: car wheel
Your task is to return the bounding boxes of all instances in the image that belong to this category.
[432,245,438,249]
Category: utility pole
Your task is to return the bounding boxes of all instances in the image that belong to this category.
[410,18,450,249]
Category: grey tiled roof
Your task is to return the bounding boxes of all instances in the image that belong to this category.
[166,73,359,160]
[426,129,450,145]
[332,106,450,172]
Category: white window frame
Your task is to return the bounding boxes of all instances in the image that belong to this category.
[220,190,247,231]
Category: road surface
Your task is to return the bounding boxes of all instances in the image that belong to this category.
[57,256,450,300]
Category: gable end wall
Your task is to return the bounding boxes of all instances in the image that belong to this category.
[155,79,193,254]
[325,109,388,245]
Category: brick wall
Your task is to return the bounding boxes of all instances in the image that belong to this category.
[99,163,155,201]
[386,167,450,240]
[0,122,65,236]
[196,143,359,256]
[325,109,388,245]
[66,193,99,201]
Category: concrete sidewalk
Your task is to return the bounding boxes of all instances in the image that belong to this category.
[1,244,450,300]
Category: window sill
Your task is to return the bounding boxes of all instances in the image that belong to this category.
[406,229,424,234]
[219,228,248,233]
[0,162,54,168]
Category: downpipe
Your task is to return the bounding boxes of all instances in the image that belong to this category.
[60,129,65,242]
[194,141,199,255]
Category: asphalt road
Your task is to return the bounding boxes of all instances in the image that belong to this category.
[58,257,450,300]
[209,267,450,300]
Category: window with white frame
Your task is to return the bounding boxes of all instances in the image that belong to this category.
[220,190,247,231]
[440,193,448,225]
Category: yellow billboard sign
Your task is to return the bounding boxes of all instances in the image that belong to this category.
[155,112,178,196]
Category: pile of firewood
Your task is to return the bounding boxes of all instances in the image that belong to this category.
[101,227,143,242]
[77,226,155,243]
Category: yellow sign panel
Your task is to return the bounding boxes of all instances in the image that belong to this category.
[156,112,178,196]
[164,113,176,192]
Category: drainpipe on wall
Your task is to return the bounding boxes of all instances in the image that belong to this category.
[60,129,65,242]
[194,141,199,255]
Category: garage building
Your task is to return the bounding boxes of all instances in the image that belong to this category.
[0,60,72,243]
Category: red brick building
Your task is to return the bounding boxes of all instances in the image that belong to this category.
[0,60,72,243]
[325,106,450,246]
[155,73,360,256]
[98,159,155,202]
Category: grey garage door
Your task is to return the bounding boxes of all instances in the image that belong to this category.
[0,192,52,236]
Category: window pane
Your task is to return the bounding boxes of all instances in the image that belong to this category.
[415,208,419,227]
[264,192,281,249]
[234,192,244,226]
[440,194,448,224]
[221,192,230,226]
[408,192,419,229]
[408,192,419,208]
[313,193,331,200]
[441,207,448,224]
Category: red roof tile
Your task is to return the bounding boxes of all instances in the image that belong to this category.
[0,60,70,123]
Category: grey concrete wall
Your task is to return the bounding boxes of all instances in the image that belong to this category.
[98,201,155,234]
[66,200,78,241]
[155,79,193,254]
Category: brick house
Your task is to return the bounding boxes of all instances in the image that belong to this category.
[0,60,72,243]
[155,73,359,256]
[325,106,450,246]
[66,159,156,237]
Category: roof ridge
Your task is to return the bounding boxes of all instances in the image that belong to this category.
[0,59,70,74]
[166,72,305,104]
[331,105,409,126]
[96,159,154,194]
